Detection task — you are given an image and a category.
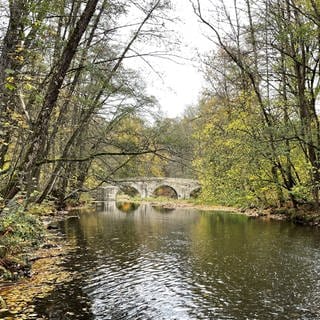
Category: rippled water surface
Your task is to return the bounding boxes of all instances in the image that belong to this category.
[35,203,320,319]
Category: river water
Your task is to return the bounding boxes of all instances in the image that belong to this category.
[35,202,320,320]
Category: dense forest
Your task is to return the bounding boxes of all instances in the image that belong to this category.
[1,0,320,213]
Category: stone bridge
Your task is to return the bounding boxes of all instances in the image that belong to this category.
[95,177,201,201]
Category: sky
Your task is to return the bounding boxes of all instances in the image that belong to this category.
[146,1,210,118]
[124,0,213,118]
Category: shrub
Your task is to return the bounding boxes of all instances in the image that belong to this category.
[0,211,44,258]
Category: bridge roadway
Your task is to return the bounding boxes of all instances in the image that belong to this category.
[95,177,200,201]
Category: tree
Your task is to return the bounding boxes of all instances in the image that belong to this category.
[0,0,174,209]
[191,0,320,207]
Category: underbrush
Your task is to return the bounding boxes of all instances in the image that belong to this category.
[0,207,45,280]
[0,211,44,256]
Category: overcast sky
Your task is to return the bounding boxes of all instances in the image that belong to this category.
[147,1,211,118]
[123,0,214,118]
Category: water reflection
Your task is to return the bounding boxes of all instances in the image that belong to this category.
[116,201,140,213]
[151,205,175,213]
[35,204,320,319]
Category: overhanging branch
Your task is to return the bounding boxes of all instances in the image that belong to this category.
[37,148,167,165]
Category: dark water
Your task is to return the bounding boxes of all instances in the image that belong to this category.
[35,202,320,319]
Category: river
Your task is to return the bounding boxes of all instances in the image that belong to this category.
[34,202,320,319]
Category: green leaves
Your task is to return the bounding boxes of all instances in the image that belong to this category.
[0,209,44,258]
[4,69,15,75]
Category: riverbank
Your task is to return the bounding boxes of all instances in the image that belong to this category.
[119,197,320,227]
[118,196,265,217]
[0,238,72,319]
[0,206,75,319]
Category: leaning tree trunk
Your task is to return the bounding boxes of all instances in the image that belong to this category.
[3,0,100,200]
[0,1,27,168]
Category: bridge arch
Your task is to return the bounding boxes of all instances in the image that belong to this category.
[152,185,178,199]
[118,185,141,198]
[189,187,201,199]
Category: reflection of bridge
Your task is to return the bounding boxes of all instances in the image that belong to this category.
[95,177,201,201]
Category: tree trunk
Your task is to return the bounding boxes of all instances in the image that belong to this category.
[0,1,27,167]
[4,0,99,199]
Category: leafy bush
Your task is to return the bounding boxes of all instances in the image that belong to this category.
[0,211,44,258]
[28,202,56,215]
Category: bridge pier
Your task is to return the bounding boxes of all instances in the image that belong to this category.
[174,187,188,199]
[96,186,119,201]
[95,200,117,211]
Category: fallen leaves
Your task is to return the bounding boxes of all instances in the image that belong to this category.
[0,242,73,319]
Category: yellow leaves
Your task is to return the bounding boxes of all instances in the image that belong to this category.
[5,77,16,91]
[32,20,42,28]
[14,55,24,64]
[20,74,36,92]
[0,244,72,319]
[6,77,14,83]
[10,112,29,130]
[23,82,35,91]
[15,47,24,53]
[5,84,16,91]
[202,122,214,138]
[11,111,23,122]
[193,91,270,206]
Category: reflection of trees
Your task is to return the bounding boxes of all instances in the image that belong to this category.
[151,205,175,213]
[35,208,148,318]
[36,208,320,319]
[77,212,141,266]
[34,213,97,319]
[188,212,320,319]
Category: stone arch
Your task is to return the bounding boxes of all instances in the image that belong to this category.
[152,184,179,199]
[189,187,201,199]
[117,184,141,198]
